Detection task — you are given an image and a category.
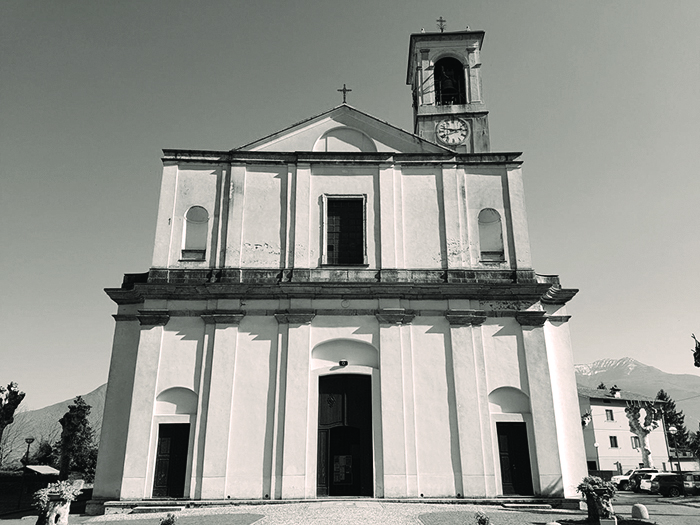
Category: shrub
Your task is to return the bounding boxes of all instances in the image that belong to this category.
[33,481,82,511]
[474,510,491,525]
[160,513,178,525]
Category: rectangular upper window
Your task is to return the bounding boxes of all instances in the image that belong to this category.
[609,436,619,448]
[322,195,367,266]
[605,409,614,421]
[631,436,640,449]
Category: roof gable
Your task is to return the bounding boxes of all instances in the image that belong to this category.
[235,104,450,154]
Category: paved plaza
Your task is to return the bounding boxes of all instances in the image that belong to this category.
[2,496,700,525]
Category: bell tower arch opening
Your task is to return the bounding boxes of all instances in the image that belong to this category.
[434,57,466,106]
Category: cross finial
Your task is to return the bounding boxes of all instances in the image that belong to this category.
[437,16,446,32]
[337,83,352,103]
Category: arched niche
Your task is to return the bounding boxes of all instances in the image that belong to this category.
[311,339,378,370]
[155,387,198,415]
[488,387,531,414]
[313,127,377,152]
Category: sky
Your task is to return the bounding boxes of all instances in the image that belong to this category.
[2,1,699,410]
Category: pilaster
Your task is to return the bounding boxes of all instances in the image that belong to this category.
[516,311,563,496]
[376,311,412,497]
[199,313,244,499]
[445,311,494,496]
[120,321,165,498]
[277,311,314,498]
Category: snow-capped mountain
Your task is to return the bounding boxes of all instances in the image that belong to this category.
[575,357,700,429]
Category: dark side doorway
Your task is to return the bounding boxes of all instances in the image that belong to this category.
[496,422,534,495]
[152,423,190,498]
[317,374,373,497]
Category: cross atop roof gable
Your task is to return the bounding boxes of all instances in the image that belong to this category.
[235,104,451,154]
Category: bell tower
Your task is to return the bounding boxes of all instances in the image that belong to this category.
[407,29,490,153]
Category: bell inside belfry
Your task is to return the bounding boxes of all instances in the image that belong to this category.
[435,57,466,105]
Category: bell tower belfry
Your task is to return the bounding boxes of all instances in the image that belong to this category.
[407,30,490,153]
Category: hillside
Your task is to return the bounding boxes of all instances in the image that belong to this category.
[1,383,106,468]
[575,357,700,430]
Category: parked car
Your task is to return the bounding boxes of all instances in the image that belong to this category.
[650,473,684,497]
[611,469,635,490]
[682,471,700,495]
[629,468,658,492]
[639,473,659,492]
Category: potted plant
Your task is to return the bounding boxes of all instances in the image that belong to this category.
[577,476,617,525]
[33,480,83,525]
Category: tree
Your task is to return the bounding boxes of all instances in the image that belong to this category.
[692,334,700,368]
[625,400,663,468]
[57,396,97,480]
[656,389,689,449]
[0,382,26,465]
[689,423,700,459]
[0,408,34,469]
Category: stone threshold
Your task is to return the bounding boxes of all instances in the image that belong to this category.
[90,496,581,515]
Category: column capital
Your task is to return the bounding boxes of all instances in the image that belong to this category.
[515,310,547,327]
[137,309,169,326]
[547,315,571,324]
[375,308,415,325]
[201,310,246,325]
[274,309,316,325]
[444,309,487,326]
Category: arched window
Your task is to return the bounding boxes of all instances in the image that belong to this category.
[181,206,208,260]
[434,57,466,105]
[478,208,504,262]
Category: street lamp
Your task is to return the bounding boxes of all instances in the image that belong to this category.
[668,426,680,472]
[23,437,34,465]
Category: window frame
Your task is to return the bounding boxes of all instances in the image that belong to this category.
[609,436,619,448]
[605,409,614,421]
[321,194,368,266]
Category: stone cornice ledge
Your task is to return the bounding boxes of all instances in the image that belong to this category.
[540,284,578,305]
[515,310,547,327]
[274,310,316,325]
[375,308,416,325]
[201,310,246,325]
[444,309,487,326]
[137,310,170,326]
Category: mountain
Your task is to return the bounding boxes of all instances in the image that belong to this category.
[1,383,106,469]
[575,357,700,431]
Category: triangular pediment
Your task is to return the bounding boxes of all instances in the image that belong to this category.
[235,104,450,154]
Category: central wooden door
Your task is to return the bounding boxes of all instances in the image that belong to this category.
[152,423,190,498]
[317,374,373,497]
[496,422,534,495]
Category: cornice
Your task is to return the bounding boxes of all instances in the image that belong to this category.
[540,284,578,305]
[200,310,246,325]
[274,310,316,325]
[112,314,138,322]
[375,308,416,325]
[444,309,487,326]
[160,150,523,167]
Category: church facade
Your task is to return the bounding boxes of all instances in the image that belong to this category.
[92,29,586,506]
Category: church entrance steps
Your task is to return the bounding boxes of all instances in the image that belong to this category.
[96,497,579,515]
[501,503,552,510]
[131,506,185,514]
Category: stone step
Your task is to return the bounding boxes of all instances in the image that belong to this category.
[131,506,184,514]
[501,503,552,510]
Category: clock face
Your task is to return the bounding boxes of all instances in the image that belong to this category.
[436,118,469,146]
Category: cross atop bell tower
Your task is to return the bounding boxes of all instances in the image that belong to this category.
[406,29,490,153]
